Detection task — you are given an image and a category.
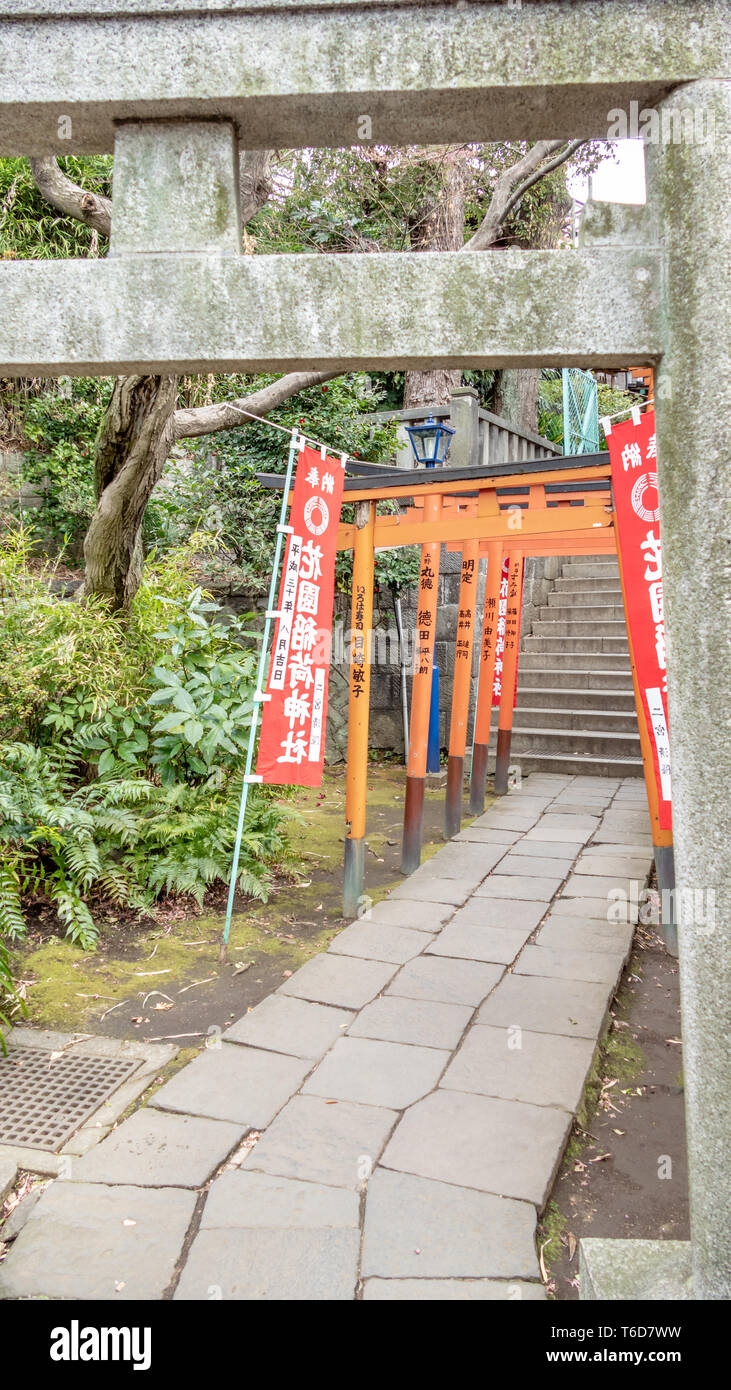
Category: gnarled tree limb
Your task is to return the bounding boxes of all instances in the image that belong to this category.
[29,156,112,237]
[172,371,341,441]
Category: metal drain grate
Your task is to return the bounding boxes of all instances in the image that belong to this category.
[0,1048,141,1152]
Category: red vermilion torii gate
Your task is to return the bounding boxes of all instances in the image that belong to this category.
[262,447,674,931]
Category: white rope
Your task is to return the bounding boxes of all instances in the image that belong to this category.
[600,395,654,436]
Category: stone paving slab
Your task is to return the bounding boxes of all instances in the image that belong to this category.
[542,800,608,817]
[387,877,472,905]
[365,898,454,932]
[441,1025,596,1113]
[243,1095,397,1189]
[592,825,653,845]
[426,922,533,965]
[514,945,626,987]
[302,1036,449,1109]
[563,872,638,898]
[278,952,397,1008]
[360,1168,539,1279]
[327,919,434,963]
[504,839,583,860]
[69,1109,244,1188]
[149,1043,310,1128]
[495,853,576,878]
[472,811,541,832]
[0,1182,195,1301]
[574,854,652,877]
[175,1227,360,1300]
[223,994,353,1059]
[362,1277,546,1300]
[581,842,654,860]
[413,842,505,880]
[381,1089,572,1207]
[537,917,635,956]
[474,874,565,901]
[348,995,472,1050]
[555,894,638,923]
[454,826,521,845]
[201,1170,359,1230]
[477,972,613,1039]
[451,897,546,933]
[385,955,504,1007]
[523,814,599,840]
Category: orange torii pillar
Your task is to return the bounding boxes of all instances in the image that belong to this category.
[402,491,441,874]
[343,500,376,918]
[445,539,479,838]
[494,551,523,796]
[469,540,503,815]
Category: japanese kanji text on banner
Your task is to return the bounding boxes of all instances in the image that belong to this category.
[490,556,523,708]
[255,445,345,786]
[608,410,672,830]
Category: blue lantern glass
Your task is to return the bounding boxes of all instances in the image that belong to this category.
[404,413,456,468]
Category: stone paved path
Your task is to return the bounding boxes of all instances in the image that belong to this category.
[0,774,652,1301]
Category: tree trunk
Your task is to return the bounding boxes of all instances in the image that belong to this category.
[492,368,540,434]
[402,152,469,415]
[491,168,573,437]
[83,375,178,610]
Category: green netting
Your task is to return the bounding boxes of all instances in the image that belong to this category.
[539,367,599,454]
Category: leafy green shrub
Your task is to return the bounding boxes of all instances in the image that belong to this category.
[0,530,290,947]
[0,930,25,1052]
[0,743,286,949]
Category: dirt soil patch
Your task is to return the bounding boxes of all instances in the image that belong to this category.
[11,760,479,1045]
[540,919,689,1298]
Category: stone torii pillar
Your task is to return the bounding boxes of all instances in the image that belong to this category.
[581,79,731,1302]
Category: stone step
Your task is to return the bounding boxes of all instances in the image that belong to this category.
[512,706,640,732]
[554,577,624,594]
[543,601,627,621]
[564,567,622,583]
[520,651,631,671]
[560,563,620,579]
[488,749,645,779]
[528,633,630,647]
[516,685,637,711]
[519,668,635,691]
[491,726,641,758]
[550,586,625,608]
[524,638,629,657]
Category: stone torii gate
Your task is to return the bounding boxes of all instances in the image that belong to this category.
[0,0,728,1301]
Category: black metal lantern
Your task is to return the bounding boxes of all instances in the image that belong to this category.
[404,413,455,468]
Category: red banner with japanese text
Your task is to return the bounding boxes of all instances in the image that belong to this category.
[491,555,523,708]
[607,410,672,830]
[255,445,345,786]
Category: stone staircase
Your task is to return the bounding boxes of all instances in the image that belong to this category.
[490,555,644,779]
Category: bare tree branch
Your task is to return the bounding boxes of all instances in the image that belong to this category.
[463,139,586,252]
[29,156,112,237]
[172,370,341,442]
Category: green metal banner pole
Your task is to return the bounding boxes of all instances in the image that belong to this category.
[220,430,300,957]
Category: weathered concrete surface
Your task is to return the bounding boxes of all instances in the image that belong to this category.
[360,1168,539,1280]
[0,1182,196,1300]
[0,248,662,376]
[580,1238,694,1301]
[0,2,726,153]
[644,79,731,1302]
[110,120,241,256]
